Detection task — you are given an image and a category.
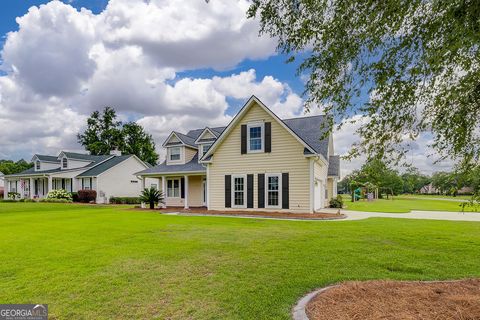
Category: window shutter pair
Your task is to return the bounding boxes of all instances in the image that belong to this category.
[225,174,254,208]
[240,122,272,154]
[258,173,289,209]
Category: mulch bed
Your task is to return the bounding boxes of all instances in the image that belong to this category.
[144,207,344,220]
[306,279,480,320]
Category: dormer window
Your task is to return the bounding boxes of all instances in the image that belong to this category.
[170,147,181,161]
[36,160,40,170]
[247,122,264,153]
[62,158,68,169]
[200,144,213,158]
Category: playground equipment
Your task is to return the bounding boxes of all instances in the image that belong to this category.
[350,181,379,202]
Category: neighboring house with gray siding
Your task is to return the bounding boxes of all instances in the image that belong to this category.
[137,95,340,213]
[3,151,151,203]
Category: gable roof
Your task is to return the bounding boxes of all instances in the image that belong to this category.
[194,127,221,144]
[59,152,110,162]
[33,154,60,163]
[136,153,205,175]
[283,115,330,160]
[163,132,197,148]
[77,155,133,177]
[201,96,323,162]
[327,155,340,177]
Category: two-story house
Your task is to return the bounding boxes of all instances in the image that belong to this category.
[137,96,340,213]
[3,151,152,203]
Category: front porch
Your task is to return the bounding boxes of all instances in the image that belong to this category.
[3,176,75,200]
[141,173,207,209]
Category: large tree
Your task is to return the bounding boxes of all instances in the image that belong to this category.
[248,0,480,166]
[78,108,159,166]
[77,107,123,156]
[0,159,33,175]
[121,122,159,166]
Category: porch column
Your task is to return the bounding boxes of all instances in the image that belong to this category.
[141,177,145,190]
[29,178,34,199]
[162,176,166,208]
[3,178,8,199]
[47,176,53,195]
[184,175,189,209]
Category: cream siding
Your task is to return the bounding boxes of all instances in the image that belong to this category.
[185,147,198,163]
[327,177,334,201]
[313,158,328,209]
[198,130,215,140]
[95,157,148,203]
[208,102,310,213]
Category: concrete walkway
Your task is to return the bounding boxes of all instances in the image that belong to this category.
[165,209,480,222]
[402,196,470,202]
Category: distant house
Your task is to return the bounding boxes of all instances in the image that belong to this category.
[2,151,153,203]
[136,96,340,213]
[419,183,438,194]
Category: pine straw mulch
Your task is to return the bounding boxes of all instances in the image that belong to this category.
[306,279,480,320]
[155,207,344,220]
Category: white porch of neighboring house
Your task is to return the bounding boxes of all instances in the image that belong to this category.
[3,176,76,199]
[141,173,207,209]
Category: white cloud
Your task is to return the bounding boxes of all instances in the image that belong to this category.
[0,0,282,160]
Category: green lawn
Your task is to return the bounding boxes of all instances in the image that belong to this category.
[342,194,478,213]
[401,194,474,200]
[1,203,480,319]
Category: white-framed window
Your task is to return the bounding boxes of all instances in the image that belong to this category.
[83,178,92,190]
[200,143,213,158]
[169,147,181,161]
[62,158,68,169]
[36,161,40,170]
[231,174,246,208]
[167,178,180,198]
[247,122,264,153]
[265,173,282,208]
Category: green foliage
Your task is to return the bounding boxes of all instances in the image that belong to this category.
[139,187,165,209]
[77,107,159,166]
[401,168,430,194]
[121,122,159,166]
[329,195,344,208]
[248,0,480,166]
[109,197,141,204]
[46,189,73,201]
[0,159,33,175]
[77,107,123,156]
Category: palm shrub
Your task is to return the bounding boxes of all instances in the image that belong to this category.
[140,187,165,209]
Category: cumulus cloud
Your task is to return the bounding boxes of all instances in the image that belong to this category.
[0,0,299,161]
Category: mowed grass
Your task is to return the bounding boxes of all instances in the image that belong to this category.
[1,203,480,319]
[342,194,478,213]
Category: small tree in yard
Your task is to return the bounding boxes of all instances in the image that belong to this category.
[140,187,165,210]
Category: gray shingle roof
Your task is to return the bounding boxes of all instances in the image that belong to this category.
[136,154,205,175]
[186,127,226,140]
[328,155,340,176]
[77,155,131,177]
[62,152,111,162]
[34,154,60,162]
[283,115,330,160]
[173,132,197,148]
[6,154,113,177]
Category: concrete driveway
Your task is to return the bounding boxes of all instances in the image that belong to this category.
[322,209,480,222]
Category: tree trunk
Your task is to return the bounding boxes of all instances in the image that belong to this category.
[150,201,154,209]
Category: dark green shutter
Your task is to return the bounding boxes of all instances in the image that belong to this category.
[258,173,265,208]
[247,174,254,208]
[181,178,185,198]
[265,122,271,153]
[241,125,247,154]
[282,173,289,209]
[225,175,231,208]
